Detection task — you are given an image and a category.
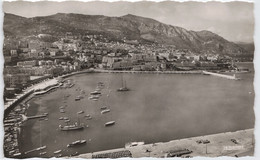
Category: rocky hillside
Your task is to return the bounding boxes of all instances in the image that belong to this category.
[4,13,250,54]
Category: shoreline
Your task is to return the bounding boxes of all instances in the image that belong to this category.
[74,128,254,158]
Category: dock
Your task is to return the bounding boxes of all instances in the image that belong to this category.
[74,129,254,158]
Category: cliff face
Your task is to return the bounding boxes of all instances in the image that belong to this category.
[4,13,248,54]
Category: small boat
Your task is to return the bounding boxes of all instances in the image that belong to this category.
[117,87,130,92]
[69,84,75,88]
[12,153,21,157]
[59,123,84,131]
[101,106,108,110]
[67,140,87,147]
[59,117,64,120]
[65,119,70,123]
[125,141,145,148]
[98,82,104,85]
[105,121,115,126]
[55,154,62,158]
[90,91,101,95]
[101,109,110,114]
[54,150,62,154]
[40,152,47,155]
[63,117,69,120]
[75,97,81,101]
[77,111,84,114]
[86,116,92,120]
[60,109,65,113]
[85,114,91,117]
[88,96,100,100]
[70,152,79,156]
[117,76,130,92]
[60,106,65,109]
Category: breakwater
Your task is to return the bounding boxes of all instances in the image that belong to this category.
[203,71,240,80]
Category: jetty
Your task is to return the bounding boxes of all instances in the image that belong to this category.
[21,113,48,121]
[202,71,240,80]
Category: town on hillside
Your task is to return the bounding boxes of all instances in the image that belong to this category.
[3,32,253,101]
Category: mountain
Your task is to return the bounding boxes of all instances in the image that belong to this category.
[3,13,250,54]
[236,42,255,55]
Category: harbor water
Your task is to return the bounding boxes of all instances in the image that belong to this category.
[19,63,255,158]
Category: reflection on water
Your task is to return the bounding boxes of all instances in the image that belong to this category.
[20,63,255,158]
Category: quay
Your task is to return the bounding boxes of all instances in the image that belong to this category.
[4,78,59,112]
[74,129,254,158]
[93,69,203,74]
[202,71,240,80]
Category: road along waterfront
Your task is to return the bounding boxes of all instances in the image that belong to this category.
[74,129,254,158]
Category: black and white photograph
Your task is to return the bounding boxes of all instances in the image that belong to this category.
[2,0,256,158]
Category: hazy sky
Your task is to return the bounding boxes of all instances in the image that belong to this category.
[3,1,254,43]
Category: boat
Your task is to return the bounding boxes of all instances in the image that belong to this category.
[59,122,84,131]
[98,82,104,86]
[75,97,81,101]
[101,109,110,114]
[101,106,108,110]
[40,152,47,155]
[54,150,62,154]
[88,95,100,100]
[55,154,62,158]
[90,91,101,95]
[36,146,46,151]
[63,117,69,120]
[117,75,130,92]
[70,152,79,156]
[85,114,91,117]
[60,110,65,113]
[67,140,87,147]
[59,117,64,120]
[125,141,145,148]
[77,111,84,114]
[86,117,92,120]
[65,119,70,123]
[105,121,115,126]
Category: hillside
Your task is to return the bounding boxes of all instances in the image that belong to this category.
[3,13,250,54]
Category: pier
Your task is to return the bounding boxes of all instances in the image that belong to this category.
[202,71,240,80]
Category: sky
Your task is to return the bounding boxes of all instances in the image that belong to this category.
[2,1,254,43]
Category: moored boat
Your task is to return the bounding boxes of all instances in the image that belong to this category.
[90,91,101,95]
[59,123,84,131]
[54,150,62,154]
[101,109,110,114]
[101,106,108,110]
[67,140,87,147]
[40,152,47,155]
[77,111,84,114]
[104,121,115,126]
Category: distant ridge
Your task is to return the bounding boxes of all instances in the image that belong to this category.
[4,12,251,54]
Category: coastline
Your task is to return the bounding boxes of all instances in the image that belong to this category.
[74,129,254,158]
